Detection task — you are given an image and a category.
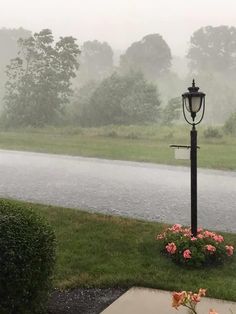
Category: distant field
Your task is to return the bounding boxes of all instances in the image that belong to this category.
[0,124,235,170]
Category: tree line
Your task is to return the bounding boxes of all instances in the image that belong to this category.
[1,25,236,128]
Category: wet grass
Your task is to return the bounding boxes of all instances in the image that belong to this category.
[0,125,235,170]
[7,199,236,301]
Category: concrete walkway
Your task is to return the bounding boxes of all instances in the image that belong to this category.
[101,287,236,314]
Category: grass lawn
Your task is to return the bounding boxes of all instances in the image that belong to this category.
[8,199,236,302]
[0,125,235,170]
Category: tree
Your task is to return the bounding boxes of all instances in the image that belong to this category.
[161,97,181,125]
[3,29,80,127]
[69,80,99,126]
[77,40,113,85]
[224,112,236,135]
[188,72,236,124]
[0,28,31,106]
[0,27,31,71]
[120,34,172,80]
[82,71,161,126]
[187,25,236,73]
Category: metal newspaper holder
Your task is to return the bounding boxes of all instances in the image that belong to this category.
[170,144,200,160]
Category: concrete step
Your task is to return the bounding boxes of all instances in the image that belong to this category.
[101,287,236,314]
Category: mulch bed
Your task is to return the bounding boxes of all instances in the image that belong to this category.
[47,288,127,314]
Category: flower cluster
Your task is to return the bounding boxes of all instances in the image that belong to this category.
[157,224,234,267]
[172,288,218,314]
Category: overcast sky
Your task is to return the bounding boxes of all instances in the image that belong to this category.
[0,0,236,56]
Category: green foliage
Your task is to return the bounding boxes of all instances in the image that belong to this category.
[0,200,56,314]
[69,80,99,126]
[0,28,31,70]
[157,224,233,268]
[203,126,223,139]
[224,112,236,135]
[3,29,80,127]
[78,71,161,126]
[155,71,185,105]
[186,26,236,124]
[189,72,236,123]
[120,34,172,80]
[161,97,181,125]
[77,40,114,85]
[187,26,236,73]
[0,28,31,106]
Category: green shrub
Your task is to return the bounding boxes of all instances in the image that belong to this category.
[203,126,222,139]
[124,131,140,139]
[105,130,118,138]
[224,112,236,135]
[0,200,56,314]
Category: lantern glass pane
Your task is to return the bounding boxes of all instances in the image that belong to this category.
[184,97,191,112]
[191,96,202,113]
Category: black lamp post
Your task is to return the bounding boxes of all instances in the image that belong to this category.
[182,80,206,237]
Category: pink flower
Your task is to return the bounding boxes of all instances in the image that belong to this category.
[204,230,216,238]
[181,228,191,237]
[172,289,207,311]
[197,234,204,239]
[170,224,182,233]
[182,227,191,233]
[172,291,186,309]
[183,249,191,259]
[166,242,177,254]
[191,237,197,241]
[183,233,191,238]
[205,245,216,253]
[213,235,224,243]
[182,227,190,232]
[191,293,201,303]
[198,288,207,297]
[197,227,203,233]
[225,245,234,256]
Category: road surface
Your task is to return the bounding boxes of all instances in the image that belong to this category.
[0,149,235,232]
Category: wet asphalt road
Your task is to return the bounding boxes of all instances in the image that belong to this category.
[0,149,235,232]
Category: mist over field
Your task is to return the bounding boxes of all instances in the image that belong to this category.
[0,0,236,129]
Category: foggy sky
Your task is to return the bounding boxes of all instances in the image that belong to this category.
[1,0,236,56]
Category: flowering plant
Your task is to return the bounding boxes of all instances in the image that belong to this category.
[172,288,218,314]
[157,224,234,267]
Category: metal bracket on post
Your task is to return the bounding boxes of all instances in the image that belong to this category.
[170,144,200,160]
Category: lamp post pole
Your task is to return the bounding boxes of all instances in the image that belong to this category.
[191,124,197,236]
[182,80,205,237]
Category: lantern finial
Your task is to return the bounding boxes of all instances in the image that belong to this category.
[188,80,199,92]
